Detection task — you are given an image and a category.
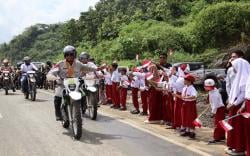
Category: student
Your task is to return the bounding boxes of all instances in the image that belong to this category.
[144,64,163,123]
[130,68,141,114]
[167,66,178,127]
[204,79,226,144]
[111,62,121,109]
[119,68,129,111]
[238,64,250,156]
[103,66,112,104]
[180,74,197,139]
[226,58,249,155]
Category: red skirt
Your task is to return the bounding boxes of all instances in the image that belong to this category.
[131,87,139,110]
[141,90,148,113]
[214,106,226,140]
[105,85,112,102]
[148,87,163,121]
[112,82,120,106]
[181,100,197,129]
[120,88,127,108]
[173,94,183,128]
[167,92,174,123]
[245,100,250,156]
[162,94,168,122]
[226,104,245,152]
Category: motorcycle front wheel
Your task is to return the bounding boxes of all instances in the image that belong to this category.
[88,92,98,120]
[72,101,82,140]
[30,83,36,101]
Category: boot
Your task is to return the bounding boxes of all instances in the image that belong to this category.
[54,96,62,121]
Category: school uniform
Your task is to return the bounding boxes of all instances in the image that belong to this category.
[131,75,140,111]
[148,85,163,122]
[227,58,249,153]
[208,88,226,141]
[172,77,185,128]
[104,71,112,103]
[134,72,148,114]
[181,85,197,129]
[120,75,129,109]
[245,75,250,156]
[167,74,178,125]
[111,69,121,107]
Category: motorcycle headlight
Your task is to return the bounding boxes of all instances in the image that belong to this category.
[29,74,34,78]
[68,84,76,91]
[4,73,8,77]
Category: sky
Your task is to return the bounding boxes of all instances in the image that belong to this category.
[0,0,100,44]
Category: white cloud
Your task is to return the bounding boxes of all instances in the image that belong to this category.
[0,0,99,43]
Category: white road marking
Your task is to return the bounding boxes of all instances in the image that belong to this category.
[38,90,211,156]
[0,113,3,119]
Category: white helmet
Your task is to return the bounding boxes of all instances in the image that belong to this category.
[204,79,215,87]
[63,45,76,58]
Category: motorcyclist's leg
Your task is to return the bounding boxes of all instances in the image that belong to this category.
[21,75,27,93]
[54,86,63,121]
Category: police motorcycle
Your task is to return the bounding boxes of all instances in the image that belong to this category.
[1,70,15,95]
[60,77,85,140]
[81,74,99,120]
[23,71,37,101]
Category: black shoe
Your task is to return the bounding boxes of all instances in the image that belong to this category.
[56,116,63,121]
[114,105,120,109]
[119,107,127,111]
[130,110,140,114]
[110,105,115,108]
[180,131,190,137]
[139,112,148,116]
[189,132,196,139]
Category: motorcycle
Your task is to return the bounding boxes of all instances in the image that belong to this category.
[24,71,37,101]
[61,77,83,140]
[2,70,15,95]
[81,75,99,120]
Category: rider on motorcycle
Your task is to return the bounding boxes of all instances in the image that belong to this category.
[0,59,14,88]
[47,45,105,121]
[20,56,38,94]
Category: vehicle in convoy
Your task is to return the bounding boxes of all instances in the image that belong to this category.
[173,62,226,85]
[24,71,37,101]
[2,70,15,95]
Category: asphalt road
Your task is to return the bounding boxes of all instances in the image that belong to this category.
[0,89,200,156]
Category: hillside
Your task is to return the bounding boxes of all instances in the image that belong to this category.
[0,0,250,66]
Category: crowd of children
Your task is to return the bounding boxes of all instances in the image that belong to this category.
[100,50,250,156]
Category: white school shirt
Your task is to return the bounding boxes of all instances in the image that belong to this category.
[21,63,38,73]
[130,75,140,88]
[120,75,129,88]
[246,75,250,100]
[181,85,197,102]
[173,77,185,93]
[226,67,236,96]
[111,69,120,83]
[168,74,178,92]
[104,71,112,85]
[133,72,147,91]
[209,88,225,114]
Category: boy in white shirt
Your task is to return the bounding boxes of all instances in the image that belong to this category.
[204,79,226,144]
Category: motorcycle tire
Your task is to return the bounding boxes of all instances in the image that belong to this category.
[88,92,98,120]
[61,105,70,128]
[72,101,82,140]
[30,84,36,101]
[5,89,8,95]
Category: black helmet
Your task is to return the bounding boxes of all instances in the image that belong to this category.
[23,56,31,62]
[79,52,90,61]
[63,45,76,58]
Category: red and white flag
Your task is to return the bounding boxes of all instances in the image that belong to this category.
[146,72,153,80]
[241,112,250,119]
[219,120,233,132]
[136,54,139,61]
[193,118,202,128]
[124,80,131,86]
